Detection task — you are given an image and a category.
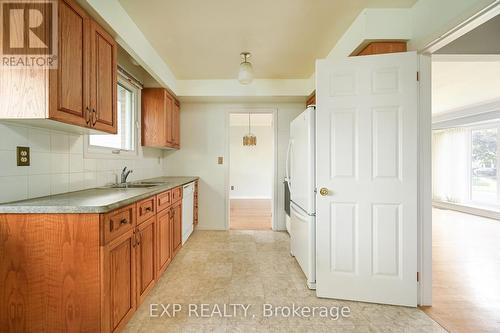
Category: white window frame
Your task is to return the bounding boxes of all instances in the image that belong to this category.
[84,74,141,160]
[434,121,500,208]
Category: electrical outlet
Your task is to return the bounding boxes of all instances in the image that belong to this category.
[218,156,223,165]
[17,146,30,166]
[231,186,234,190]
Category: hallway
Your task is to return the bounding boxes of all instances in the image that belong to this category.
[125,230,444,332]
[422,208,500,332]
[230,199,272,230]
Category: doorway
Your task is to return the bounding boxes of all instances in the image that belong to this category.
[228,112,275,230]
[421,7,500,332]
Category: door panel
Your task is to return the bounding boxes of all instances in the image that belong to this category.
[156,209,172,277]
[49,0,89,126]
[136,216,155,305]
[90,21,117,134]
[172,201,182,256]
[164,92,174,145]
[172,102,180,148]
[316,52,418,306]
[103,231,136,332]
[290,107,315,214]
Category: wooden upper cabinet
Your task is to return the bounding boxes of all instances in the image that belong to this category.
[89,20,117,134]
[142,88,180,149]
[0,0,117,134]
[306,91,316,107]
[49,0,90,127]
[354,41,407,56]
[165,91,174,146]
[172,100,181,148]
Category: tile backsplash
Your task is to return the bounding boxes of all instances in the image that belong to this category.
[0,122,165,203]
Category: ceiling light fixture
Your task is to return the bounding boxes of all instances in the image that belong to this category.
[238,52,254,85]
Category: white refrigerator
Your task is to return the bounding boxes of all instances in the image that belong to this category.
[286,106,316,289]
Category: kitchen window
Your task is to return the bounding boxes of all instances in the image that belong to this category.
[433,123,500,208]
[87,74,140,157]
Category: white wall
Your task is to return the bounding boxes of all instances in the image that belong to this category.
[164,102,303,230]
[229,124,273,199]
[0,122,164,203]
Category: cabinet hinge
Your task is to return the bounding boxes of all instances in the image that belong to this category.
[416,71,420,82]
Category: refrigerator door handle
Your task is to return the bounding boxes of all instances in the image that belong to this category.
[291,203,309,222]
[285,140,293,190]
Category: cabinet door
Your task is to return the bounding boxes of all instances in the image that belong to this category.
[49,0,89,127]
[164,91,174,146]
[142,89,166,147]
[172,201,182,256]
[103,231,136,333]
[136,216,155,305]
[156,208,172,277]
[172,101,181,148]
[89,20,117,134]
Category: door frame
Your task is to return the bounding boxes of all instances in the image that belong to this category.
[224,107,279,231]
[417,1,500,306]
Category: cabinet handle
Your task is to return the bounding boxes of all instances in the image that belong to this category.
[145,207,152,212]
[120,218,128,225]
[92,108,98,126]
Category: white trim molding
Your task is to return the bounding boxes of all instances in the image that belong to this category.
[433,201,500,220]
[433,98,500,129]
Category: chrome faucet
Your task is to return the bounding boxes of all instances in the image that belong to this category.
[121,167,133,184]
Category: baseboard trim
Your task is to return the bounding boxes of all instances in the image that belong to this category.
[433,201,500,220]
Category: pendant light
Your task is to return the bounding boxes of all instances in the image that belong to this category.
[238,52,254,85]
[243,113,257,146]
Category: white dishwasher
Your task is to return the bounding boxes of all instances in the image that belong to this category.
[182,182,195,244]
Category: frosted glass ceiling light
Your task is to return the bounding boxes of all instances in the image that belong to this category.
[238,52,254,85]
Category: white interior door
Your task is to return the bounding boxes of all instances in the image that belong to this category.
[315,52,418,306]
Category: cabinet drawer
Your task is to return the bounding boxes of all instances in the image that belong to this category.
[102,204,136,244]
[157,190,172,212]
[137,196,156,224]
[172,186,182,203]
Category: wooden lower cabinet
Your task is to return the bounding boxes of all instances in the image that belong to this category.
[172,200,182,256]
[102,230,137,333]
[0,185,189,332]
[156,208,172,277]
[136,216,156,306]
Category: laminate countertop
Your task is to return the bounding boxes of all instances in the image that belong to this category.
[0,176,198,214]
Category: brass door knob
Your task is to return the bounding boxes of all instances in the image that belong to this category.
[319,188,329,196]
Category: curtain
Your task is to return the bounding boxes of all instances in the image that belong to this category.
[432,128,469,203]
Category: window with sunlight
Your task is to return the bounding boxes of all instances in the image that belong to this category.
[433,124,500,208]
[89,82,136,152]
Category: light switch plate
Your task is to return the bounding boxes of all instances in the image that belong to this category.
[17,146,30,166]
[218,156,223,165]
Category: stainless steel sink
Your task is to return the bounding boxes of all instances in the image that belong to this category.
[108,183,155,189]
[133,181,169,185]
[102,180,169,189]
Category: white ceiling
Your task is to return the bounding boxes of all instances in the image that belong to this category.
[230,113,273,127]
[118,0,416,80]
[432,58,500,115]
